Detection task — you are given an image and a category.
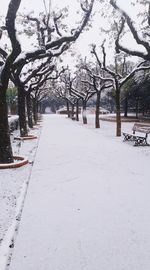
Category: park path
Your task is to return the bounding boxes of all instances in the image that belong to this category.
[9,115,150,270]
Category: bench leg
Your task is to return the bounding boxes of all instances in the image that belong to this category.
[134,137,149,146]
[123,133,133,141]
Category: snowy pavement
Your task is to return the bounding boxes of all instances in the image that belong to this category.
[9,115,150,270]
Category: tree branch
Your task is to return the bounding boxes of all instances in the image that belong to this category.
[110,0,150,59]
[1,0,21,88]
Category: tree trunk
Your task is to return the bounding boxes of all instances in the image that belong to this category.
[38,102,42,114]
[82,100,87,124]
[40,104,45,114]
[71,104,75,119]
[76,99,79,121]
[26,93,33,128]
[0,92,14,163]
[37,101,40,114]
[124,96,128,118]
[33,99,38,124]
[142,106,145,117]
[66,100,70,118]
[135,97,139,119]
[10,103,17,115]
[95,92,100,128]
[0,0,22,163]
[18,84,28,137]
[116,88,121,136]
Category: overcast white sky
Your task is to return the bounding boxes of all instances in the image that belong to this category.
[0,0,146,68]
[1,0,131,16]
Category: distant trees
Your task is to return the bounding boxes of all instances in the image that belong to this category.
[122,68,150,118]
[69,70,95,124]
[55,62,112,127]
[55,71,79,119]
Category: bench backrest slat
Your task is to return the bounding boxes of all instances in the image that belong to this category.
[132,123,150,134]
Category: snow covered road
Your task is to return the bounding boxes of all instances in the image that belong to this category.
[9,115,150,270]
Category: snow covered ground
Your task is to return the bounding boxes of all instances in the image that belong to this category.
[0,125,42,269]
[1,114,150,270]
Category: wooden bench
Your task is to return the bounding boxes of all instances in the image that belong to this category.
[122,123,150,146]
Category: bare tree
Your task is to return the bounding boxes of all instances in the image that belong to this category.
[81,59,113,128]
[69,71,95,124]
[0,0,21,163]
[59,71,81,121]
[55,83,78,119]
